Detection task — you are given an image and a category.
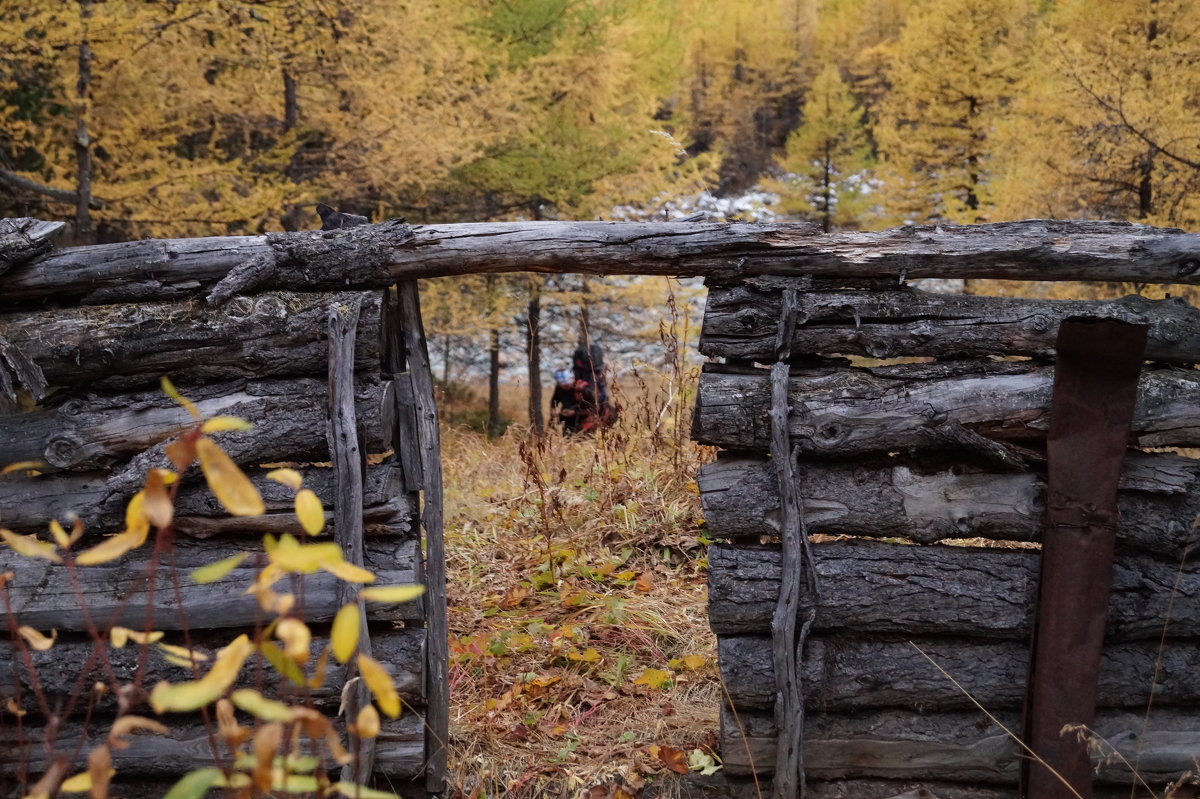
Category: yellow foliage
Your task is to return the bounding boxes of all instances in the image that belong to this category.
[356,653,401,718]
[196,437,265,517]
[330,604,361,664]
[149,634,254,713]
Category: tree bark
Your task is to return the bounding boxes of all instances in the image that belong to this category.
[487,327,501,438]
[7,219,1200,309]
[526,278,544,434]
[692,362,1200,454]
[700,284,1200,364]
[73,1,94,246]
[697,453,1200,557]
[0,218,66,276]
[706,540,1200,639]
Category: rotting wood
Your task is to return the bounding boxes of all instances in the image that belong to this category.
[0,292,381,392]
[396,281,449,793]
[6,219,1200,308]
[325,295,376,783]
[0,464,413,538]
[0,538,422,632]
[3,714,425,779]
[0,376,387,471]
[797,779,1152,799]
[701,285,1200,363]
[697,453,1200,557]
[719,705,1200,785]
[0,217,64,275]
[692,362,1200,454]
[0,628,425,714]
[706,541,1200,639]
[716,634,1200,712]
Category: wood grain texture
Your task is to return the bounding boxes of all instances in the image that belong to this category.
[697,453,1200,557]
[0,217,64,275]
[717,634,1200,711]
[0,538,422,631]
[706,541,1199,639]
[692,362,1200,453]
[701,284,1200,363]
[0,292,380,392]
[6,219,1200,309]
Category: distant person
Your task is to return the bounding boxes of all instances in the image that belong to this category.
[571,345,616,430]
[549,369,583,433]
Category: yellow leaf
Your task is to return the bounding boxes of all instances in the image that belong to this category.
[330,604,360,664]
[269,774,318,794]
[60,772,97,793]
[75,526,148,566]
[197,437,264,517]
[17,626,56,651]
[151,468,179,485]
[357,654,400,718]
[110,627,164,648]
[149,635,254,713]
[231,689,296,722]
[109,715,168,749]
[143,468,174,529]
[632,668,673,690]
[275,618,311,663]
[320,559,375,584]
[161,376,200,419]
[265,468,303,490]
[294,489,325,535]
[164,437,196,472]
[191,553,248,584]
[48,520,70,549]
[156,642,209,665]
[260,641,306,687]
[200,416,253,433]
[124,490,149,532]
[614,570,636,581]
[2,460,46,474]
[359,584,424,604]
[87,745,114,799]
[6,697,26,717]
[308,647,331,690]
[567,647,602,663]
[332,783,402,799]
[354,704,380,739]
[0,528,61,563]
[680,653,707,671]
[267,535,342,574]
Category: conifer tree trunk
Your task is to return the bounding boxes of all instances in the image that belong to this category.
[487,328,501,438]
[74,0,94,245]
[283,69,299,131]
[526,278,544,435]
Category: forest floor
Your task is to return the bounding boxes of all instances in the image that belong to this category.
[439,369,722,798]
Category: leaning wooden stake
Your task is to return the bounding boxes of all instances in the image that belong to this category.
[326,296,376,784]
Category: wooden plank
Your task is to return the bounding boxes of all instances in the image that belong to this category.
[720,705,1200,784]
[717,634,1200,711]
[0,464,413,538]
[6,219,1200,309]
[700,285,1200,363]
[706,541,1200,639]
[0,376,387,471]
[0,538,422,632]
[0,292,380,392]
[0,629,426,715]
[697,453,1200,557]
[692,362,1200,454]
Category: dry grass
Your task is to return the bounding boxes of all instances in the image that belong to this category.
[440,367,721,798]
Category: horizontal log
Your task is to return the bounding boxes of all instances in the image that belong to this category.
[0,463,414,539]
[0,376,387,471]
[4,219,1200,309]
[0,292,381,392]
[0,218,64,275]
[788,781,1145,799]
[720,705,1200,784]
[707,541,1200,639]
[698,453,1200,557]
[717,634,1200,711]
[4,713,424,778]
[700,285,1200,363]
[692,362,1200,453]
[0,628,426,714]
[0,538,422,632]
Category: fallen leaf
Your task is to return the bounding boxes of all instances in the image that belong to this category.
[631,668,672,690]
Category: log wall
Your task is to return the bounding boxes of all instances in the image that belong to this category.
[0,223,443,795]
[695,274,1200,796]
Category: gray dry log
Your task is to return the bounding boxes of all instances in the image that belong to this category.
[3,713,424,778]
[797,781,1153,799]
[698,453,1200,557]
[6,219,1200,308]
[0,218,65,275]
[719,705,1200,784]
[0,538,422,631]
[706,541,1200,639]
[717,634,1200,711]
[692,361,1200,453]
[0,628,425,713]
[0,291,380,392]
[701,285,1200,363]
[0,376,387,471]
[0,463,414,538]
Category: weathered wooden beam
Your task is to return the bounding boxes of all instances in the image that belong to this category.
[701,285,1200,363]
[0,376,387,471]
[0,464,413,538]
[692,362,1200,453]
[0,538,422,632]
[5,219,1200,309]
[0,292,381,392]
[0,628,425,714]
[698,453,1200,557]
[706,541,1200,639]
[720,705,1200,784]
[717,635,1200,712]
[0,218,65,276]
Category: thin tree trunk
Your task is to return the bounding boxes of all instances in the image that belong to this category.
[578,276,592,347]
[526,277,544,435]
[487,328,501,438]
[74,0,94,245]
[283,69,299,130]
